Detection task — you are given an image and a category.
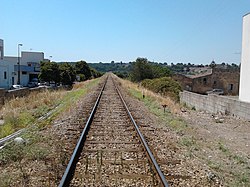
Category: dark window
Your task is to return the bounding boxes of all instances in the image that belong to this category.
[22,71,27,75]
[229,84,233,91]
[4,71,7,79]
[213,81,217,85]
[203,78,207,85]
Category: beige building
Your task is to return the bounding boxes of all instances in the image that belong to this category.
[173,67,240,95]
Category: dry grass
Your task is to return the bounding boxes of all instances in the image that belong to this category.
[0,78,100,138]
[118,78,181,114]
[72,80,91,90]
[0,90,65,119]
[0,90,66,138]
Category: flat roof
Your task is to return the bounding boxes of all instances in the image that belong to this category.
[22,51,44,54]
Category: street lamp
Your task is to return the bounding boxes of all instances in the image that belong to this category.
[17,43,23,85]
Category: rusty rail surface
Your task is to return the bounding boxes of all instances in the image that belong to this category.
[59,75,169,187]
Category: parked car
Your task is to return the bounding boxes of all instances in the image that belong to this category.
[27,82,37,88]
[38,82,45,87]
[206,89,224,95]
[10,84,23,90]
[27,78,39,88]
[31,78,39,83]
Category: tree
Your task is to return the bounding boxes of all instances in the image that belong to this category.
[209,60,216,68]
[59,63,76,86]
[90,68,102,78]
[39,61,60,84]
[130,58,153,82]
[151,64,171,78]
[231,63,239,68]
[75,60,92,80]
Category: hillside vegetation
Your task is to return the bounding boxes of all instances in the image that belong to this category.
[129,58,181,101]
[90,57,182,101]
[88,62,131,78]
[141,77,181,101]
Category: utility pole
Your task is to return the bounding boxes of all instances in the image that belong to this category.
[17,43,23,85]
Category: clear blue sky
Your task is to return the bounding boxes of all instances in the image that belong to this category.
[1,0,250,64]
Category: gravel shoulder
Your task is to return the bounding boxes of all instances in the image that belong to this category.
[180,109,250,156]
[179,109,250,186]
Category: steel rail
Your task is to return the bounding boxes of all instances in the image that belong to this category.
[58,77,107,187]
[59,75,169,186]
[112,77,169,187]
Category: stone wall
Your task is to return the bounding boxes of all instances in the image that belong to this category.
[212,68,240,95]
[0,87,46,108]
[180,91,250,120]
[174,68,240,95]
[173,74,193,91]
[192,74,213,94]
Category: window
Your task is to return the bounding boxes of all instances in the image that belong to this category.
[4,71,7,79]
[213,81,217,85]
[0,46,3,59]
[22,71,27,75]
[203,78,207,85]
[229,84,233,91]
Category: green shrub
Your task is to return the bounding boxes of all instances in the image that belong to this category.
[141,77,182,101]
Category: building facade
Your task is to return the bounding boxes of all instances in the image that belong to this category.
[0,61,15,89]
[239,13,250,102]
[0,39,44,89]
[173,67,240,95]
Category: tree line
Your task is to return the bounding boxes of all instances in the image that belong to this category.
[39,60,102,86]
[130,58,171,82]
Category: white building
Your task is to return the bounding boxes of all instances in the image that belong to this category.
[0,62,15,89]
[239,13,250,103]
[0,39,3,60]
[0,39,14,89]
[0,39,44,89]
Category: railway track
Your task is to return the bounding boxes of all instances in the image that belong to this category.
[59,75,168,187]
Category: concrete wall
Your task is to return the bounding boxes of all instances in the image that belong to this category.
[180,91,250,120]
[6,88,30,101]
[21,51,44,65]
[240,13,250,102]
[3,56,18,64]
